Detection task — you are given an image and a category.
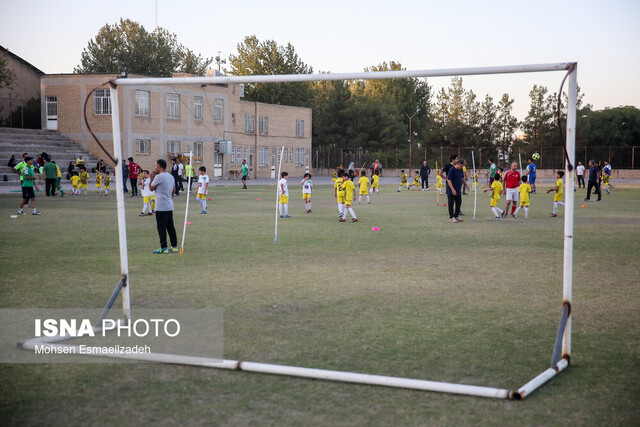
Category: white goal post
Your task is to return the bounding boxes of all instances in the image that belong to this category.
[22,62,578,400]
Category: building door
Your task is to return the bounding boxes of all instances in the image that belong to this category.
[249,147,254,178]
[46,96,58,130]
[214,153,223,177]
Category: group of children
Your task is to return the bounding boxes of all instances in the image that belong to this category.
[136,166,210,217]
[69,167,108,196]
[398,170,422,192]
[484,171,565,219]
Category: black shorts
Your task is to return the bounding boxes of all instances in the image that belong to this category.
[22,187,35,200]
[242,174,248,180]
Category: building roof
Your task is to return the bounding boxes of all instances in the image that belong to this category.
[0,45,45,75]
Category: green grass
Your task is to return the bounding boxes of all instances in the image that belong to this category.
[1,183,639,425]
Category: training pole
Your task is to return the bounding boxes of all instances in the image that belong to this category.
[179,151,193,255]
[108,85,131,322]
[472,151,477,220]
[435,161,439,206]
[98,160,102,197]
[274,146,285,242]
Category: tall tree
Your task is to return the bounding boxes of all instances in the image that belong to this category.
[478,94,498,147]
[228,35,313,107]
[521,85,555,147]
[75,19,212,76]
[495,93,519,147]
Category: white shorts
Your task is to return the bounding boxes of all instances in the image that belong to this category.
[506,188,519,201]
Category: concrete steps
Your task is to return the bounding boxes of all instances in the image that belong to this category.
[0,127,113,186]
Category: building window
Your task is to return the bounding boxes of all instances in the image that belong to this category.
[295,148,304,166]
[167,93,180,119]
[282,147,287,163]
[94,89,111,115]
[259,116,268,135]
[231,113,235,125]
[259,147,268,166]
[271,148,276,166]
[46,96,58,116]
[214,98,223,122]
[136,139,150,154]
[245,115,255,133]
[135,90,150,116]
[236,146,242,165]
[193,141,203,157]
[230,147,235,165]
[194,96,203,120]
[289,148,293,163]
[296,119,304,137]
[167,140,180,154]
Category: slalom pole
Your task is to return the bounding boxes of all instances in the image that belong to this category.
[435,161,439,206]
[98,160,103,198]
[519,152,523,176]
[179,151,193,255]
[274,146,285,242]
[472,151,477,220]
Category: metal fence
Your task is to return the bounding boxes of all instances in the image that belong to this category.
[313,146,639,171]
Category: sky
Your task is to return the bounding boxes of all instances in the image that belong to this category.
[1,0,639,121]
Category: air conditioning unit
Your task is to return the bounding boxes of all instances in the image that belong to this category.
[215,140,232,154]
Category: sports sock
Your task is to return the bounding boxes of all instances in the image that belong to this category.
[514,206,521,216]
[511,205,516,214]
[279,204,283,216]
[358,195,362,203]
[492,207,500,217]
[366,195,370,203]
[525,207,529,218]
[348,207,357,219]
[202,199,207,211]
[553,202,558,214]
[307,201,311,210]
[284,204,289,215]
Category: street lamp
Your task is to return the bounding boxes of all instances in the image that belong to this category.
[405,108,420,174]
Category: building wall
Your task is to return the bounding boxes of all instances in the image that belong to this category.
[0,47,43,124]
[40,74,312,178]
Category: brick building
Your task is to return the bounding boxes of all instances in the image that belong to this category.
[0,45,44,125]
[40,73,312,179]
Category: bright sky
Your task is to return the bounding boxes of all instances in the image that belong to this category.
[1,0,639,120]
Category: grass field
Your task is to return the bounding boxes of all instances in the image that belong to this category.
[1,181,639,426]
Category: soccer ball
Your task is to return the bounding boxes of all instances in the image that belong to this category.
[532,152,540,161]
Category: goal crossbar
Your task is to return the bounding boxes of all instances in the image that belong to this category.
[20,62,578,400]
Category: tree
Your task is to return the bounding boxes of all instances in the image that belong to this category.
[75,19,212,76]
[521,85,555,147]
[228,35,313,107]
[478,94,497,147]
[495,93,518,147]
[0,55,14,90]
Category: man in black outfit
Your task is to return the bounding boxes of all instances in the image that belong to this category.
[171,158,181,196]
[442,154,464,215]
[585,159,601,201]
[446,159,469,223]
[420,161,431,191]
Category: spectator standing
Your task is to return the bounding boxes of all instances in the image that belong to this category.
[370,159,383,177]
[128,157,141,197]
[485,159,497,184]
[585,160,601,201]
[121,160,129,193]
[149,159,178,254]
[43,157,58,197]
[7,155,17,168]
[177,160,184,193]
[171,158,181,195]
[17,157,41,215]
[420,161,431,191]
[241,159,249,189]
[185,158,195,191]
[576,161,585,188]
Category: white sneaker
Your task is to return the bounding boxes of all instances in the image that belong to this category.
[17,210,25,215]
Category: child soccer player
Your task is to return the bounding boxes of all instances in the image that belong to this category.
[96,170,102,194]
[53,161,64,197]
[334,168,345,217]
[398,170,407,192]
[278,172,290,218]
[78,167,89,196]
[547,171,565,217]
[358,170,370,204]
[412,171,421,190]
[436,173,444,195]
[300,173,313,213]
[104,171,111,196]
[484,172,504,219]
[196,166,209,214]
[370,172,380,195]
[70,171,80,195]
[339,172,358,222]
[514,176,532,219]
[331,168,337,185]
[139,170,152,216]
[602,161,613,194]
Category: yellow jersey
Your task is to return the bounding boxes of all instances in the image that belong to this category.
[518,183,531,203]
[490,180,503,201]
[413,176,420,185]
[104,175,111,188]
[342,179,355,200]
[55,165,61,178]
[436,175,443,188]
[371,174,379,187]
[79,170,89,184]
[96,174,102,185]
[555,178,563,198]
[334,177,344,196]
[71,175,80,188]
[358,176,369,194]
[400,173,407,184]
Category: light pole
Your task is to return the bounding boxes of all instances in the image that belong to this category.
[405,108,420,175]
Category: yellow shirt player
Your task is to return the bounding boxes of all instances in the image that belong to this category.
[96,172,102,191]
[484,178,504,219]
[104,172,111,196]
[334,172,345,218]
[547,171,565,217]
[339,173,358,222]
[436,174,444,195]
[370,173,380,194]
[398,170,407,192]
[358,171,370,204]
[78,169,89,195]
[412,172,420,189]
[71,174,80,195]
[514,176,532,219]
[331,169,337,184]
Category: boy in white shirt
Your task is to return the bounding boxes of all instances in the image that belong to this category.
[139,170,153,216]
[196,166,210,214]
[300,173,313,213]
[278,172,290,218]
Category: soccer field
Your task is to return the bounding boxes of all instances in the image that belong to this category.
[1,183,639,425]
